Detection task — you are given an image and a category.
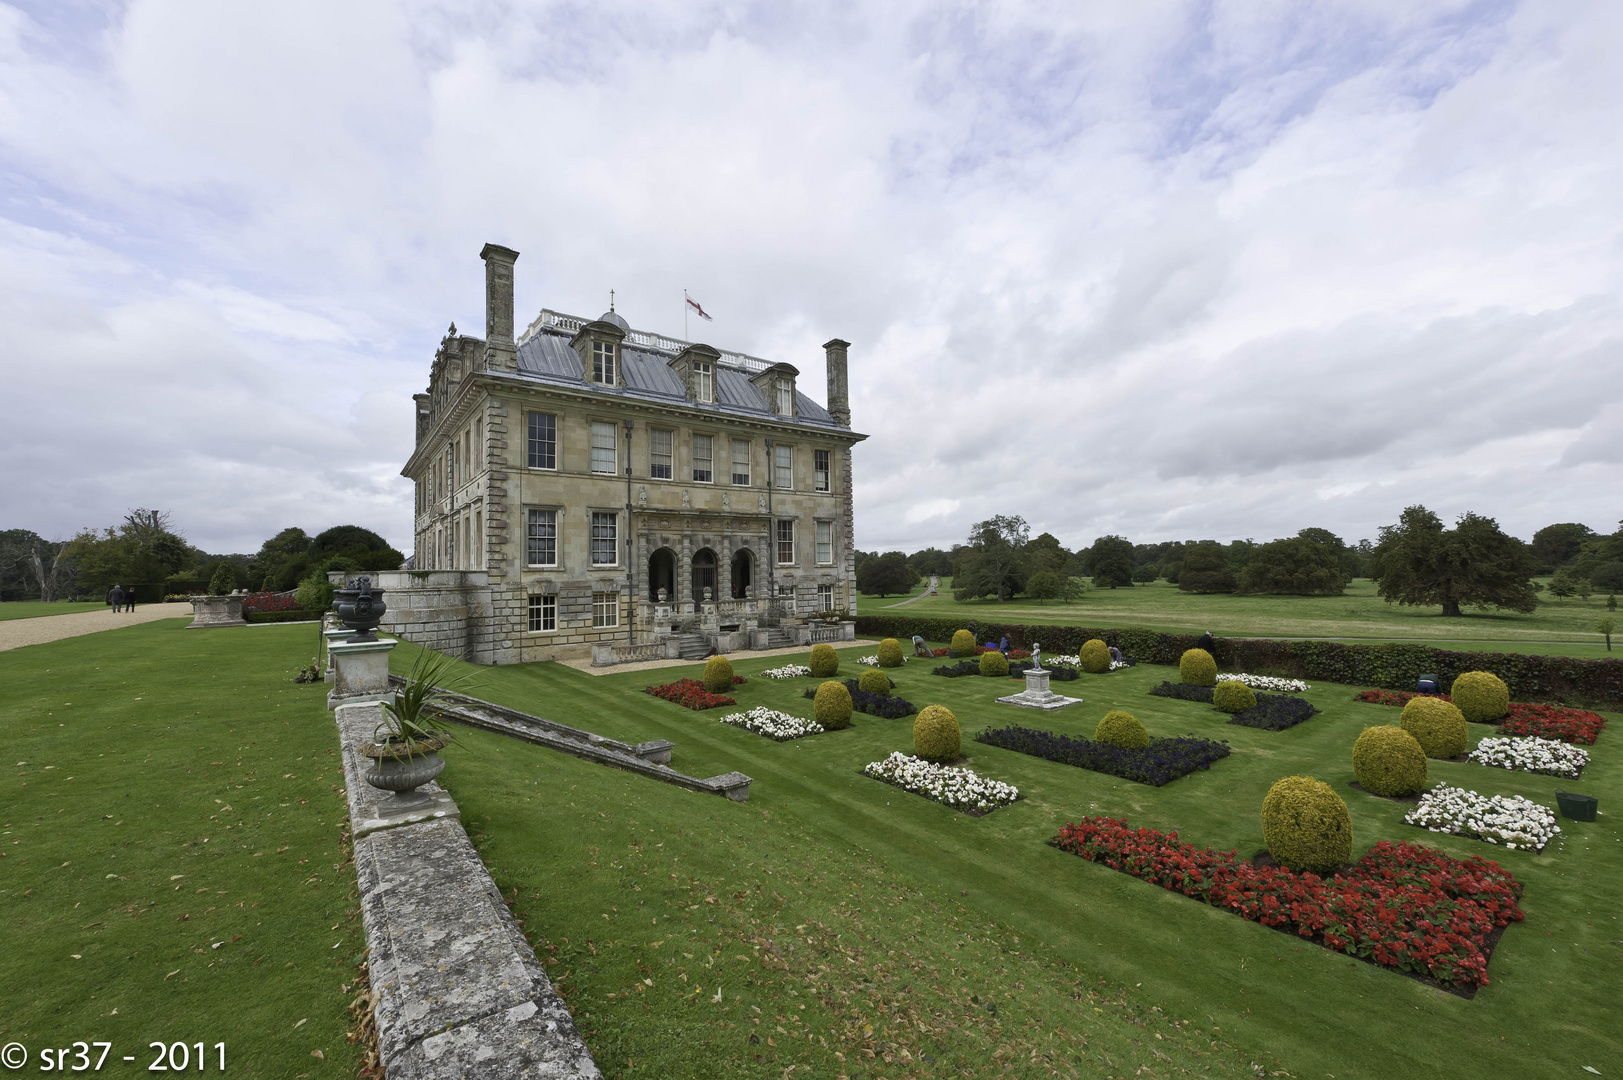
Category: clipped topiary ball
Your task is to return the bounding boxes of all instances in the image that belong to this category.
[1351,726,1428,797]
[702,655,735,694]
[1180,648,1217,687]
[1213,680,1256,714]
[1450,671,1510,724]
[912,705,961,763]
[1400,696,1469,759]
[813,680,853,730]
[950,629,977,657]
[1094,710,1149,750]
[1261,776,1352,876]
[857,668,893,696]
[808,643,839,678]
[1079,639,1111,674]
[979,650,1010,677]
[877,638,905,668]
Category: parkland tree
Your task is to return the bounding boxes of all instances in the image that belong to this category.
[1368,505,1538,617]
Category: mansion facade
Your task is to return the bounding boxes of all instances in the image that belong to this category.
[386,243,865,665]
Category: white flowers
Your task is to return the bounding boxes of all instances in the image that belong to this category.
[1405,784,1560,851]
[1469,736,1588,779]
[1218,672,1310,693]
[717,707,824,741]
[856,655,880,666]
[1046,654,1125,671]
[862,751,1019,812]
[759,664,811,680]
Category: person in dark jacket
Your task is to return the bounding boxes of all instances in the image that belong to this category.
[125,587,136,612]
[1195,630,1216,653]
[108,585,125,612]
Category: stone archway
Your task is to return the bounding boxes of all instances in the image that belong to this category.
[730,548,754,599]
[691,548,719,603]
[648,548,676,602]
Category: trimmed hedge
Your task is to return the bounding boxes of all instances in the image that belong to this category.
[245,609,322,624]
[853,614,1623,709]
[913,705,961,762]
[1261,775,1352,876]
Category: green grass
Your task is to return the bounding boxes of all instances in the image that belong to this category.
[0,601,107,620]
[868,578,1619,654]
[412,643,1622,1080]
[0,620,366,1079]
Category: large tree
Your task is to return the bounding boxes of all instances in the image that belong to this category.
[857,551,919,597]
[1178,541,1236,593]
[1530,522,1596,570]
[1368,505,1539,617]
[1086,535,1134,589]
[1237,530,1352,595]
[248,527,312,590]
[953,515,1030,601]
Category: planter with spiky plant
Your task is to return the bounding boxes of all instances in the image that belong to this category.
[359,650,471,802]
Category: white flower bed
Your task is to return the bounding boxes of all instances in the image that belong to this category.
[759,664,811,680]
[1469,736,1588,779]
[1219,672,1310,693]
[862,751,1019,813]
[718,707,824,741]
[856,655,880,666]
[1404,783,1560,851]
[1040,654,1126,671]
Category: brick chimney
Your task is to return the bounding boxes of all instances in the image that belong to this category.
[480,243,519,373]
[823,338,850,427]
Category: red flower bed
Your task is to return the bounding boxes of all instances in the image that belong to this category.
[1051,817,1522,990]
[242,590,304,614]
[1355,689,1605,744]
[644,678,736,710]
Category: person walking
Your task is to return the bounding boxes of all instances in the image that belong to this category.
[108,584,125,613]
[125,586,137,612]
[1195,629,1216,653]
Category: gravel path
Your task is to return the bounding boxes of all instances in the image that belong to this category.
[0,602,195,652]
[558,639,882,676]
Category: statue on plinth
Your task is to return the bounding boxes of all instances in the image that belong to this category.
[1031,642,1042,672]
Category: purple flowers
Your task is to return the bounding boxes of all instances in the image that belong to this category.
[1148,681,1319,731]
[975,725,1231,787]
[802,679,917,718]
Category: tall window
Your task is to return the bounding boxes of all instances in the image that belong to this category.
[649,429,673,480]
[592,341,617,384]
[590,512,618,565]
[815,520,833,565]
[731,439,750,485]
[592,591,620,628]
[814,449,830,492]
[445,444,454,489]
[527,412,557,469]
[695,361,714,403]
[591,422,617,474]
[526,509,557,567]
[528,594,556,632]
[773,444,793,490]
[776,519,795,564]
[775,378,793,415]
[818,583,834,610]
[692,434,713,483]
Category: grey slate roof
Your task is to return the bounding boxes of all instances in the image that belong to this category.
[514,329,838,429]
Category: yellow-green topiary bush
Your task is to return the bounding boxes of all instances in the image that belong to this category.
[912,705,961,763]
[1450,671,1510,724]
[1079,639,1111,674]
[1351,726,1428,797]
[813,680,853,730]
[1180,648,1217,687]
[1213,679,1256,714]
[702,655,734,694]
[1094,710,1149,750]
[808,643,839,678]
[877,638,905,668]
[978,650,1010,677]
[1261,776,1352,876]
[1400,696,1469,759]
[950,629,977,657]
[857,668,893,696]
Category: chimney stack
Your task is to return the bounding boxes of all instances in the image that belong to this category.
[480,243,520,373]
[823,338,850,427]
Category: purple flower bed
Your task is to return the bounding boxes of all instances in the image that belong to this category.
[1228,693,1319,731]
[975,725,1231,787]
[802,680,917,719]
[932,660,982,678]
[1008,661,1080,681]
[1149,681,1215,703]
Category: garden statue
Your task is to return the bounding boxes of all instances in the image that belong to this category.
[1031,642,1042,671]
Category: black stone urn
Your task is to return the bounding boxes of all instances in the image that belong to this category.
[333,577,388,642]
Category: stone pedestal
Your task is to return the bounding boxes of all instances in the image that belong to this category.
[187,594,247,628]
[328,637,397,710]
[323,627,357,683]
[996,667,1084,711]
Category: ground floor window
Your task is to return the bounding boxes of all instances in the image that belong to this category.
[592,591,620,628]
[528,594,556,632]
[818,583,834,610]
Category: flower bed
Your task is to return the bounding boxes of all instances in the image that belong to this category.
[803,680,917,718]
[718,707,823,741]
[976,726,1229,787]
[1220,672,1310,693]
[1405,785,1561,852]
[644,678,736,711]
[1149,681,1215,703]
[932,660,981,677]
[1008,660,1080,681]
[862,752,1019,814]
[1227,694,1319,732]
[242,590,304,614]
[1468,736,1588,779]
[1356,691,1606,745]
[856,655,880,667]
[759,664,811,680]
[1051,817,1523,991]
[1355,688,1440,707]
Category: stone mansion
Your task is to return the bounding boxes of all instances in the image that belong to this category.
[377,243,866,665]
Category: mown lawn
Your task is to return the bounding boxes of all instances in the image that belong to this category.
[0,620,366,1079]
[0,601,107,621]
[414,642,1621,1080]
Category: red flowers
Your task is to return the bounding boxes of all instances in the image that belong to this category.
[1356,688,1605,745]
[1355,688,1443,707]
[644,679,736,710]
[1052,817,1523,989]
[242,590,303,614]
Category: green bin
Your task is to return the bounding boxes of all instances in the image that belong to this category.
[1555,790,1598,822]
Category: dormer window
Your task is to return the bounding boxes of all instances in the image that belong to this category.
[695,361,714,403]
[592,341,617,385]
[775,377,793,415]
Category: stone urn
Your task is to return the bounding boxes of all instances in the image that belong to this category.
[333,577,387,642]
[359,735,449,802]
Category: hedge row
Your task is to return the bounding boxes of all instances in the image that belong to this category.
[245,609,323,624]
[853,614,1623,711]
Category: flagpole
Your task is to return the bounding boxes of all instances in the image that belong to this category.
[684,289,689,341]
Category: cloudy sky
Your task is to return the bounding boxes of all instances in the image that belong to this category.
[3,0,1620,558]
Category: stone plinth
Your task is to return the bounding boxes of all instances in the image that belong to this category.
[996,667,1084,711]
[328,637,397,709]
[187,594,247,628]
[323,626,356,683]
